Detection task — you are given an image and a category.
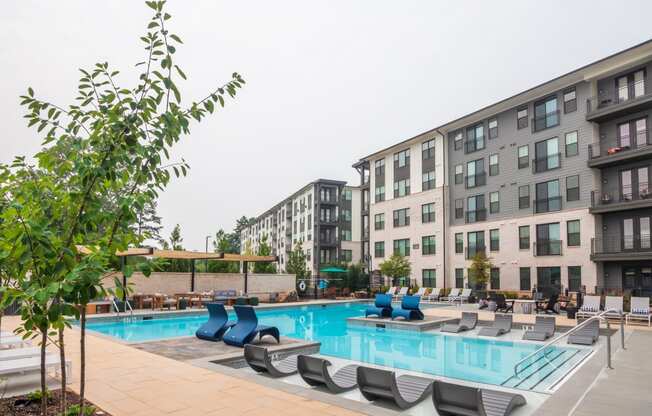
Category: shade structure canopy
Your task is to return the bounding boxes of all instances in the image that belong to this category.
[319,267,347,273]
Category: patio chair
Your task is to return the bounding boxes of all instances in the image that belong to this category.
[413,287,427,297]
[365,294,393,318]
[432,380,526,416]
[394,287,409,300]
[386,286,397,296]
[478,314,512,337]
[0,355,71,383]
[568,319,600,346]
[244,345,298,378]
[494,294,514,313]
[356,366,433,410]
[441,288,460,302]
[222,306,280,348]
[535,293,559,314]
[440,312,478,333]
[195,303,236,342]
[424,288,441,302]
[391,295,424,321]
[576,295,601,319]
[459,288,472,303]
[626,296,651,326]
[603,296,624,319]
[0,347,41,361]
[523,316,556,341]
[297,355,359,393]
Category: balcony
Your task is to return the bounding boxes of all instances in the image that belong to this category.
[590,184,652,213]
[587,132,652,168]
[586,80,652,122]
[533,240,562,256]
[465,246,486,260]
[465,172,486,188]
[465,209,487,224]
[591,234,652,261]
[531,110,560,133]
[319,215,339,225]
[532,153,561,173]
[319,237,338,247]
[533,196,562,214]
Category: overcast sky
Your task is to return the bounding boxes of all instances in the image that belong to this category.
[2,1,651,250]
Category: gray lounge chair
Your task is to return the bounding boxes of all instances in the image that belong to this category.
[357,366,433,410]
[244,344,298,378]
[297,355,358,393]
[522,316,556,341]
[478,314,513,337]
[432,380,526,416]
[576,295,601,319]
[626,296,651,326]
[441,312,478,333]
[568,319,599,345]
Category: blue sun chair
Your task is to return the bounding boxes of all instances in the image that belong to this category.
[222,305,280,347]
[391,295,424,321]
[195,303,236,342]
[365,294,393,318]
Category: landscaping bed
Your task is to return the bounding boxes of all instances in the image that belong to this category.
[0,389,111,416]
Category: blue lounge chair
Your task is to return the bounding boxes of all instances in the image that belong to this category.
[391,295,424,321]
[222,305,280,347]
[365,294,393,318]
[195,303,236,342]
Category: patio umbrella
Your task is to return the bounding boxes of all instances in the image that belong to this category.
[319,266,347,274]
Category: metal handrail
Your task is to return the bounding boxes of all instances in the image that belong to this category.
[513,308,625,378]
[111,298,121,316]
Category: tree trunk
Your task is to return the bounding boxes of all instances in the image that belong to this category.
[59,327,67,414]
[78,307,86,416]
[40,329,47,416]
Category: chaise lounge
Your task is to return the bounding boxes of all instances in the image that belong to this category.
[195,303,236,342]
[626,296,651,326]
[391,295,424,321]
[576,295,601,320]
[478,313,512,337]
[222,306,280,347]
[568,319,600,345]
[522,316,556,341]
[297,355,359,393]
[441,288,460,302]
[441,312,478,334]
[365,294,393,318]
[432,380,526,416]
[244,344,298,377]
[356,366,433,410]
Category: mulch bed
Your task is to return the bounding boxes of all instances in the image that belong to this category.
[0,389,111,416]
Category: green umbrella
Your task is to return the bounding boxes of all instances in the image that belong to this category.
[319,266,347,273]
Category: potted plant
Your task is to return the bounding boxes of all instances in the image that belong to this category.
[178,298,188,310]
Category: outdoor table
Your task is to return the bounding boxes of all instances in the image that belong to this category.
[131,294,155,309]
[512,299,537,314]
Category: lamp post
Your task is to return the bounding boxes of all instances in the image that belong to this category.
[205,235,212,272]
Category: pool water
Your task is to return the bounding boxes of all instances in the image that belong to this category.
[84,302,590,391]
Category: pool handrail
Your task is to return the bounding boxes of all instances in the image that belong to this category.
[513,308,625,378]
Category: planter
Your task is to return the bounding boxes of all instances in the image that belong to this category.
[566,307,577,319]
[249,297,259,306]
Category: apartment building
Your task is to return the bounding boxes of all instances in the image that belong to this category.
[240,179,362,276]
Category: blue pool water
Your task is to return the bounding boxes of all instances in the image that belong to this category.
[85,302,588,389]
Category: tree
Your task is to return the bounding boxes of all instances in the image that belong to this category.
[229,215,252,254]
[285,243,307,279]
[469,252,493,290]
[135,199,164,245]
[379,254,411,287]
[208,229,239,273]
[253,234,277,273]
[165,224,189,272]
[0,2,245,414]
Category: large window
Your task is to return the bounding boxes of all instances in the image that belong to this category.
[533,96,559,132]
[465,124,485,153]
[422,235,436,255]
[422,170,436,190]
[565,131,578,157]
[534,137,560,173]
[519,225,530,250]
[490,229,499,251]
[374,159,385,176]
[374,213,385,230]
[566,175,580,202]
[490,191,500,214]
[393,239,410,256]
[568,266,581,292]
[467,231,485,258]
[517,107,528,129]
[536,222,561,255]
[618,118,648,148]
[567,220,580,246]
[453,131,463,151]
[535,179,561,213]
[393,208,410,227]
[466,159,486,188]
[520,267,531,291]
[519,185,530,209]
[616,69,645,103]
[393,179,410,198]
[537,267,561,294]
[490,268,500,290]
[518,145,529,169]
[422,269,436,288]
[422,139,435,160]
[374,241,385,258]
[394,149,410,168]
[343,189,352,201]
[422,202,436,223]
[455,268,464,289]
[375,185,385,202]
[341,249,352,262]
[455,233,463,254]
[489,153,499,176]
[489,118,498,139]
[342,209,352,222]
[454,164,463,185]
[455,199,463,219]
[466,195,486,223]
[563,87,577,113]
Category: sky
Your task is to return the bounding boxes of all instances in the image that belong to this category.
[2,1,651,250]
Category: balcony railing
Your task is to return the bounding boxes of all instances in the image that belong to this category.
[591,183,652,207]
[592,234,652,255]
[532,110,560,132]
[533,240,562,256]
[320,216,339,224]
[465,246,486,260]
[532,153,561,173]
[465,172,487,188]
[465,209,487,223]
[534,196,562,214]
[587,79,649,113]
[588,131,651,159]
[464,137,485,153]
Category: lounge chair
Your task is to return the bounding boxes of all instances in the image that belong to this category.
[297,355,359,393]
[222,306,280,347]
[0,355,72,382]
[626,296,651,326]
[365,294,393,318]
[432,380,526,416]
[576,295,601,319]
[0,347,41,361]
[386,286,397,296]
[394,287,409,300]
[459,288,472,303]
[441,288,460,302]
[494,294,514,313]
[391,295,424,321]
[244,344,297,377]
[195,303,236,342]
[603,296,624,319]
[413,287,426,297]
[424,288,441,302]
[0,335,29,349]
[568,319,600,345]
[356,366,433,410]
[441,312,478,333]
[478,314,512,337]
[523,316,556,341]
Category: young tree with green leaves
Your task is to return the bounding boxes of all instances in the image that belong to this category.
[379,254,411,287]
[0,2,245,414]
[253,234,277,274]
[285,243,307,279]
[469,252,493,290]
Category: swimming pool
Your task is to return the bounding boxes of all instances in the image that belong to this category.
[84,302,590,391]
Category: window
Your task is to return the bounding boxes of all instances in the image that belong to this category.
[341,249,352,262]
[517,107,528,129]
[489,154,499,176]
[519,185,530,209]
[393,179,410,197]
[519,225,530,250]
[466,195,486,223]
[422,269,436,288]
[490,268,500,290]
[490,229,499,251]
[306,249,311,261]
[374,241,385,258]
[567,220,580,246]
[562,87,577,113]
[624,218,634,250]
[534,137,560,173]
[565,131,578,157]
[374,159,385,176]
[422,139,435,160]
[489,118,498,139]
[535,179,561,213]
[393,208,410,227]
[343,189,352,201]
[455,268,464,288]
[520,267,531,291]
[422,170,436,190]
[307,194,312,208]
[393,239,410,256]
[466,159,485,188]
[454,164,463,184]
[342,209,352,222]
[465,124,485,153]
[467,231,485,258]
[616,69,645,103]
[394,149,410,168]
[341,229,352,241]
[422,203,436,223]
[455,233,463,254]
[535,222,561,255]
[455,199,463,219]
[566,175,579,202]
[533,96,559,132]
[490,191,500,214]
[568,266,581,292]
[518,145,529,169]
[374,213,385,230]
[375,185,385,202]
[422,235,436,255]
[453,131,463,151]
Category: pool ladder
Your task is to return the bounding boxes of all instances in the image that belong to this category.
[112,298,134,317]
